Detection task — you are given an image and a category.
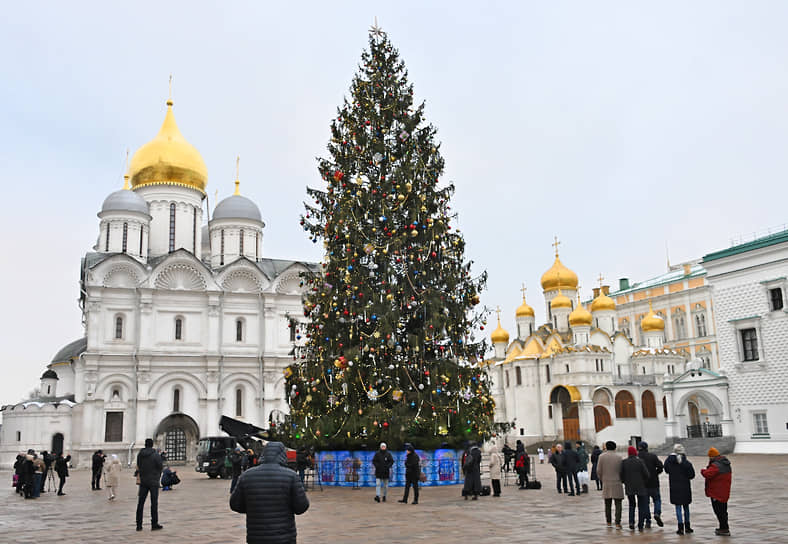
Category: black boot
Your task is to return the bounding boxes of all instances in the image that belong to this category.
[676,522,684,535]
[684,520,693,533]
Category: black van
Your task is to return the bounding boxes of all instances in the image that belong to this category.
[195,436,237,478]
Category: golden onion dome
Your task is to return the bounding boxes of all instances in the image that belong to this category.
[569,296,593,327]
[591,292,616,312]
[516,294,535,318]
[641,301,665,332]
[551,290,572,310]
[129,99,208,193]
[490,317,510,344]
[541,256,579,291]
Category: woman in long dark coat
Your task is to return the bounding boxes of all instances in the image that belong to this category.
[664,443,695,535]
[462,443,482,500]
[590,445,602,490]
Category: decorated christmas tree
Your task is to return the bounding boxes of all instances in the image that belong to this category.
[283,24,497,450]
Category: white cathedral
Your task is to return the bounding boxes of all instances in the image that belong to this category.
[0,98,315,467]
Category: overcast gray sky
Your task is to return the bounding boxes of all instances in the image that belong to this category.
[2,1,787,408]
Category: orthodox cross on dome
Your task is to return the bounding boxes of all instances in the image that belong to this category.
[369,16,385,39]
[234,155,241,195]
[122,149,130,190]
[168,74,173,105]
[495,305,502,323]
[597,273,604,287]
[520,283,527,301]
[552,235,561,257]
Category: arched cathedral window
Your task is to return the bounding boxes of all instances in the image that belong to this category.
[173,388,180,412]
[175,317,183,340]
[115,316,124,340]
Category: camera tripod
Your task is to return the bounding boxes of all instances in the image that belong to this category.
[46,468,57,492]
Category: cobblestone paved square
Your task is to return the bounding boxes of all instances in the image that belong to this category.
[1,454,785,543]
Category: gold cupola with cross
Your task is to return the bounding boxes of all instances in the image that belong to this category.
[129,81,208,194]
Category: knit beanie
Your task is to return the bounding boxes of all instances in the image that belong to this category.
[627,446,637,456]
[380,442,387,450]
[708,447,720,458]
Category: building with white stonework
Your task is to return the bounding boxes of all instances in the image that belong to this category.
[702,230,788,453]
[0,98,315,467]
[488,244,732,450]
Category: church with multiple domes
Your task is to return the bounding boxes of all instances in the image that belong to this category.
[487,245,732,449]
[0,98,315,467]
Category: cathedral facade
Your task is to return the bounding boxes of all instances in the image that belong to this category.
[0,99,314,467]
[488,246,732,449]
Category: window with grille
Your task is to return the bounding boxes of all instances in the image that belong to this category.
[175,318,183,340]
[289,318,297,342]
[105,225,110,251]
[770,288,783,311]
[236,319,243,342]
[173,388,180,412]
[115,316,123,339]
[741,328,758,361]
[239,228,244,255]
[220,229,225,266]
[105,412,123,442]
[236,388,243,417]
[169,203,176,253]
[122,222,128,253]
[753,412,769,434]
[193,207,197,254]
[139,226,144,256]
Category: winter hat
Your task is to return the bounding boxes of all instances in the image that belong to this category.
[673,444,686,455]
[708,447,720,458]
[605,441,617,451]
[637,441,648,451]
[380,442,387,450]
[406,443,415,452]
[627,446,637,456]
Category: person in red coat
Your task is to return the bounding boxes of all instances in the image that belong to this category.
[701,447,732,536]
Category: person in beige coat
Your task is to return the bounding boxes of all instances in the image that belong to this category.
[488,445,503,497]
[104,454,122,500]
[596,441,625,529]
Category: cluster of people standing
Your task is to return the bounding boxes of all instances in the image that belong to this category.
[13,449,64,497]
[549,441,590,495]
[596,440,732,536]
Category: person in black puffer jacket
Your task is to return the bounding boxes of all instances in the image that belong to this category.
[136,439,164,531]
[637,441,664,528]
[230,441,309,544]
[562,441,580,496]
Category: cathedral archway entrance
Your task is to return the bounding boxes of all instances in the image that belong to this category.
[550,385,581,441]
[154,413,200,464]
[51,433,64,455]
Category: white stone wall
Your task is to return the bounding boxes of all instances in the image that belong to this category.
[704,243,788,452]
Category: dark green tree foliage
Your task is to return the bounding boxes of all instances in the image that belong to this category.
[284,28,495,450]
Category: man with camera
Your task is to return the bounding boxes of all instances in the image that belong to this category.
[91,449,106,491]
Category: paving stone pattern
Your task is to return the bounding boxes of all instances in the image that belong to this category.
[1,454,785,543]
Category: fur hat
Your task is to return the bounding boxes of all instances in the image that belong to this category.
[627,446,637,456]
[379,442,387,450]
[708,447,720,457]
